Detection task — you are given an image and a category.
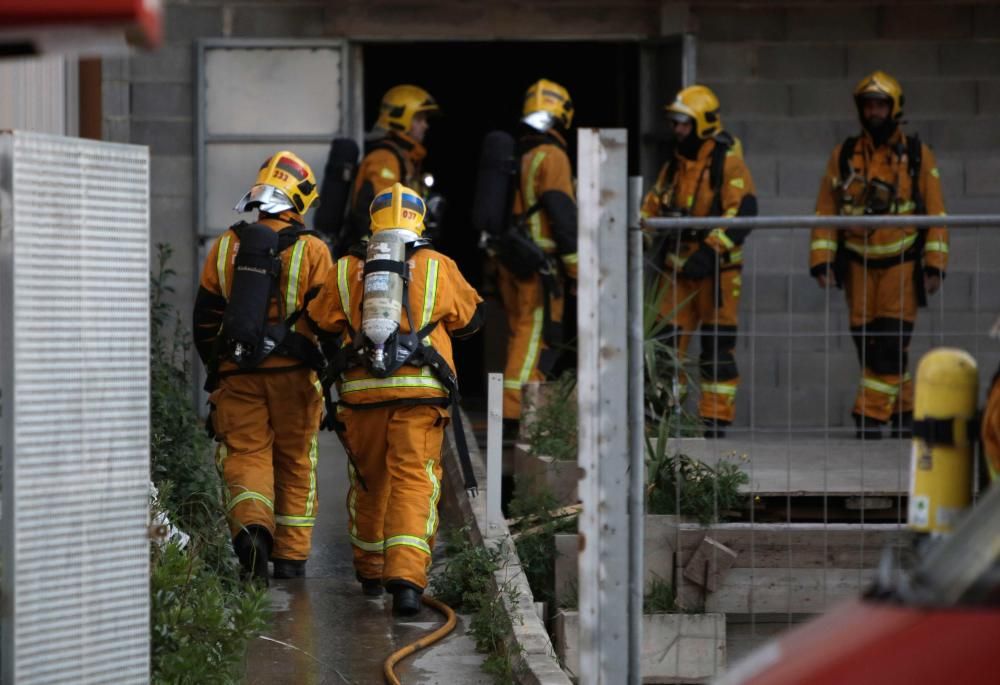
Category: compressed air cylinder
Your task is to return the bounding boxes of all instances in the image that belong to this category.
[362,232,406,371]
[908,348,978,535]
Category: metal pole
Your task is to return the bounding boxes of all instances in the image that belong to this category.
[578,128,630,684]
[486,372,504,537]
[642,214,1000,230]
[627,176,645,685]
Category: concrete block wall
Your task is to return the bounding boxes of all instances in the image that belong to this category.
[691,2,1000,428]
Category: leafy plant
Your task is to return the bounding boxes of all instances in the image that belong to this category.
[646,414,749,524]
[643,275,704,437]
[523,372,578,461]
[507,487,577,609]
[149,244,269,682]
[432,527,523,684]
[643,575,678,614]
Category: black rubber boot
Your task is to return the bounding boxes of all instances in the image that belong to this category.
[360,577,384,596]
[272,558,306,579]
[233,525,272,586]
[889,411,914,439]
[854,413,884,441]
[702,419,728,439]
[387,581,422,617]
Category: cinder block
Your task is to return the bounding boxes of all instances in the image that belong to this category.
[924,118,1000,152]
[964,158,1000,196]
[102,117,130,143]
[740,384,850,430]
[943,231,998,273]
[757,196,822,217]
[778,351,861,392]
[131,120,193,156]
[878,5,973,40]
[752,314,848,352]
[165,4,223,42]
[847,42,940,79]
[946,196,1000,214]
[231,5,328,37]
[936,272,975,312]
[101,56,129,81]
[786,6,877,41]
[712,82,790,118]
[905,79,978,117]
[130,45,192,84]
[789,80,855,119]
[693,6,785,42]
[131,83,193,118]
[745,154,777,198]
[152,156,194,198]
[740,120,841,157]
[733,347,780,387]
[101,81,129,119]
[739,230,811,272]
[790,273,850,315]
[757,44,847,81]
[941,42,1000,77]
[932,156,963,204]
[973,6,1000,39]
[978,80,1000,116]
[697,42,756,81]
[777,157,829,199]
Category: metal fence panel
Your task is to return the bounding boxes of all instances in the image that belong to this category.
[0,131,150,684]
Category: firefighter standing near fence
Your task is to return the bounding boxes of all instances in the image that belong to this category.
[641,85,758,438]
[498,78,579,425]
[193,151,332,584]
[810,71,948,440]
[307,183,483,616]
[330,85,442,257]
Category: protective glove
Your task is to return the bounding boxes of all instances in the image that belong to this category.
[681,245,720,279]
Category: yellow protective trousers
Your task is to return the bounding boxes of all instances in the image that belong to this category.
[498,263,564,420]
[338,403,448,590]
[209,367,323,561]
[844,260,917,423]
[658,266,742,424]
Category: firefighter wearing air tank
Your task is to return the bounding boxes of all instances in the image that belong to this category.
[499,78,578,422]
[193,151,332,584]
[810,71,948,440]
[640,85,758,437]
[307,183,483,616]
[329,85,442,257]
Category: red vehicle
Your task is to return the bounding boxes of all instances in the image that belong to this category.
[718,485,1000,684]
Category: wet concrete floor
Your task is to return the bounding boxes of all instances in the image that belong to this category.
[244,432,490,685]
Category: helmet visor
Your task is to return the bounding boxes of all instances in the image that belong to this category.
[234,184,294,214]
[522,110,557,133]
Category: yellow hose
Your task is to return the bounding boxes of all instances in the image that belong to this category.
[383,594,458,685]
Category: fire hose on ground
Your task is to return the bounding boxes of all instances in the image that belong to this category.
[383,594,457,685]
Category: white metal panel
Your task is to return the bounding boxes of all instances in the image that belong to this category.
[205,141,329,235]
[0,56,73,135]
[204,46,342,136]
[0,131,150,684]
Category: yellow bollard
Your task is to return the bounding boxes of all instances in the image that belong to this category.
[908,348,978,535]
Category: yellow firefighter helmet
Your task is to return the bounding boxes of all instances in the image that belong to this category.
[234,150,319,214]
[665,85,723,140]
[375,85,440,133]
[370,182,427,235]
[522,78,574,132]
[853,70,904,121]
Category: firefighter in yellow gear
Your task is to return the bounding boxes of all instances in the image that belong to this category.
[193,151,332,584]
[810,71,948,439]
[333,84,441,257]
[307,183,483,615]
[640,85,758,437]
[500,78,579,421]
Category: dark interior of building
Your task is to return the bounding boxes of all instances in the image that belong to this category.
[363,41,642,399]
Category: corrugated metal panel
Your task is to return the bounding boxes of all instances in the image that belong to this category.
[0,131,150,684]
[0,56,71,135]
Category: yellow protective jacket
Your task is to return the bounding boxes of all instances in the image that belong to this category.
[307,248,483,406]
[513,130,579,278]
[352,133,427,217]
[640,135,756,270]
[810,128,948,273]
[194,211,333,373]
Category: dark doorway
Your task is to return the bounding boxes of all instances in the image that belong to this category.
[362,41,641,399]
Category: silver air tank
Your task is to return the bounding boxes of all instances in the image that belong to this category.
[362,231,406,371]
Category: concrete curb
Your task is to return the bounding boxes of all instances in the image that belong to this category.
[440,408,572,685]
